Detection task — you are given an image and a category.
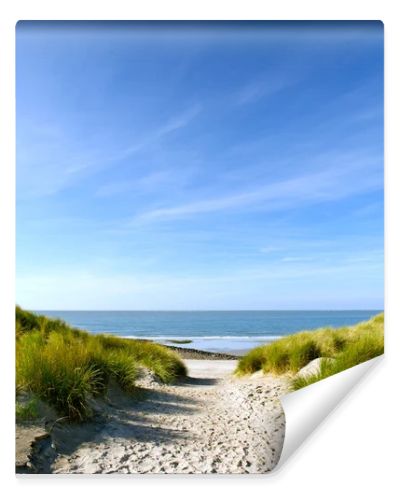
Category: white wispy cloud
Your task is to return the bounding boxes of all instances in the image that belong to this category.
[157,105,202,136]
[132,160,382,223]
[95,170,174,198]
[107,103,202,164]
[281,256,315,263]
[234,72,301,106]
[95,165,199,198]
[260,245,281,254]
[17,104,202,199]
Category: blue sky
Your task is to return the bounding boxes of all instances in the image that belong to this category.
[16,21,384,310]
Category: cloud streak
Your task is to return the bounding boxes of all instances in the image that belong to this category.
[17,104,202,199]
[132,161,382,223]
[107,104,202,164]
[235,75,298,105]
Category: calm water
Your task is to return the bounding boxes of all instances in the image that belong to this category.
[37,310,381,354]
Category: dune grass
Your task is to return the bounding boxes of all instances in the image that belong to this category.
[291,324,384,390]
[16,307,187,420]
[235,313,384,389]
[16,397,40,422]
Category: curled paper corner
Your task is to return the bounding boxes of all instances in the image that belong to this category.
[274,355,383,471]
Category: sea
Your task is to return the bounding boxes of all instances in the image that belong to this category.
[37,310,382,355]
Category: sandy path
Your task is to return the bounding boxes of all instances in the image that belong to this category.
[51,361,288,474]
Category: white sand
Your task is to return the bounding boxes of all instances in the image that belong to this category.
[52,360,289,474]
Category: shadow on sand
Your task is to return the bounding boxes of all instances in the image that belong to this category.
[28,381,202,473]
[177,376,218,386]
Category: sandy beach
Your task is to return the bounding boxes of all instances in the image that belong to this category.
[24,359,289,474]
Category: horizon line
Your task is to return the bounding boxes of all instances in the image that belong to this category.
[31,308,384,312]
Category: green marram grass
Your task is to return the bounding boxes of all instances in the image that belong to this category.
[16,397,40,422]
[16,307,187,421]
[235,313,384,389]
[291,321,384,390]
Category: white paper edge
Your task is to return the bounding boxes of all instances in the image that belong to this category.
[275,355,383,470]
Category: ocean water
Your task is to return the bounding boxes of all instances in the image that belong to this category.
[38,310,382,354]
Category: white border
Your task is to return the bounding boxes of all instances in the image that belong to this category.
[1,2,399,499]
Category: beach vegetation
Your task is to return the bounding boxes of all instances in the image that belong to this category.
[236,313,384,389]
[16,307,187,421]
[16,396,40,422]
